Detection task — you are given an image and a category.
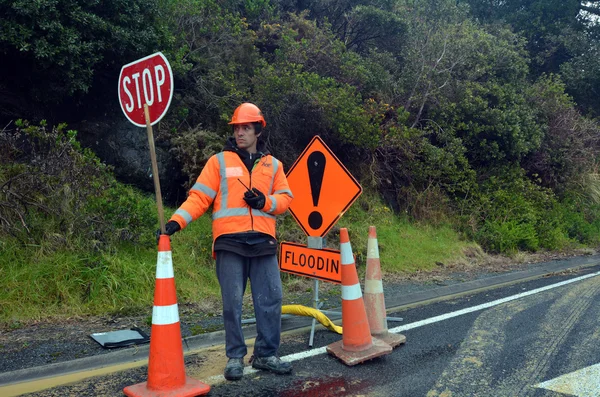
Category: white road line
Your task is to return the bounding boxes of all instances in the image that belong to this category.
[387,270,600,334]
[208,270,600,383]
[536,363,600,396]
[300,270,600,363]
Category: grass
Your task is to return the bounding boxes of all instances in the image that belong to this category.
[0,189,478,325]
[326,191,477,273]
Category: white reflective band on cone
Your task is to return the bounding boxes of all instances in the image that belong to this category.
[152,304,180,325]
[342,283,363,300]
[156,251,174,279]
[340,242,354,265]
[367,238,380,258]
[365,279,384,293]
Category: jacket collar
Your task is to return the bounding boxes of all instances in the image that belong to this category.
[223,137,269,161]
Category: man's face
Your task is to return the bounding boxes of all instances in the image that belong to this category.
[233,123,259,153]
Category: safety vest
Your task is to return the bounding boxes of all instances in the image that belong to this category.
[170,151,293,242]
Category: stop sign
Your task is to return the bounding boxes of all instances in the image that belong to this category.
[118,52,174,127]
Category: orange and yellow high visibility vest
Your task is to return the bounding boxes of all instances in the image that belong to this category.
[169,151,293,243]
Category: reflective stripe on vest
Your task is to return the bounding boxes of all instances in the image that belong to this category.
[191,181,216,199]
[217,152,229,208]
[268,158,278,194]
[213,207,250,219]
[174,208,192,225]
[251,208,276,218]
[267,195,277,213]
[213,152,266,220]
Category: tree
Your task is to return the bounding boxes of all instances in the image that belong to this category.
[577,1,600,17]
[278,0,407,54]
[560,36,600,117]
[158,0,259,132]
[461,0,584,73]
[523,75,600,193]
[460,0,600,116]
[0,0,168,121]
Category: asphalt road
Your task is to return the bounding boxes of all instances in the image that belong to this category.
[201,265,600,397]
[3,257,600,396]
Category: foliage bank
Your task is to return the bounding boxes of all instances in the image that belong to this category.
[2,0,600,324]
[0,121,156,251]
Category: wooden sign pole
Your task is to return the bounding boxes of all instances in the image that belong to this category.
[144,104,166,234]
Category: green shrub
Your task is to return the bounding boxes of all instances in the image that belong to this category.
[534,206,570,250]
[464,169,575,254]
[0,121,157,251]
[477,220,539,253]
[470,177,600,254]
[85,182,157,248]
[559,197,600,245]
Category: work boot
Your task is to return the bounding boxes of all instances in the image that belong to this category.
[250,355,292,375]
[224,357,244,381]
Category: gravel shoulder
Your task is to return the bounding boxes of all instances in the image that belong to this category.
[1,248,598,376]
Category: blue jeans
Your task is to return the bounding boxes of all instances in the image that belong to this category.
[215,251,283,358]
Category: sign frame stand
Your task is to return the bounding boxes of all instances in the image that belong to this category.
[307,236,341,347]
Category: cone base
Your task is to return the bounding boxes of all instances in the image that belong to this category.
[374,332,406,348]
[326,336,392,366]
[123,377,211,397]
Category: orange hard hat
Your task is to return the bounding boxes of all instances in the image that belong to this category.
[228,103,266,127]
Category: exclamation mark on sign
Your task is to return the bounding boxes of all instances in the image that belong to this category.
[307,151,326,230]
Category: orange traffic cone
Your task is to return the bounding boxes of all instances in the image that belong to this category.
[326,228,392,366]
[364,226,406,348]
[124,235,210,397]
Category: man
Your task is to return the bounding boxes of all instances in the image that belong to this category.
[160,102,294,381]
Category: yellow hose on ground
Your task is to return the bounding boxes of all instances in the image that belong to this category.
[281,304,342,334]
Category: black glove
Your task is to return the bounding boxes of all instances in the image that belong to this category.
[243,188,266,210]
[155,220,181,243]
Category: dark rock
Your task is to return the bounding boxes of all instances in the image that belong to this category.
[72,117,186,206]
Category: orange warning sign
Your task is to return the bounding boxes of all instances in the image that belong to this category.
[286,136,362,237]
[279,242,341,284]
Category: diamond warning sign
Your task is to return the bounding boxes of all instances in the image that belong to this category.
[286,136,362,237]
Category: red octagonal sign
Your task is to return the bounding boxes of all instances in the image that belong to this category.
[118,52,174,127]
